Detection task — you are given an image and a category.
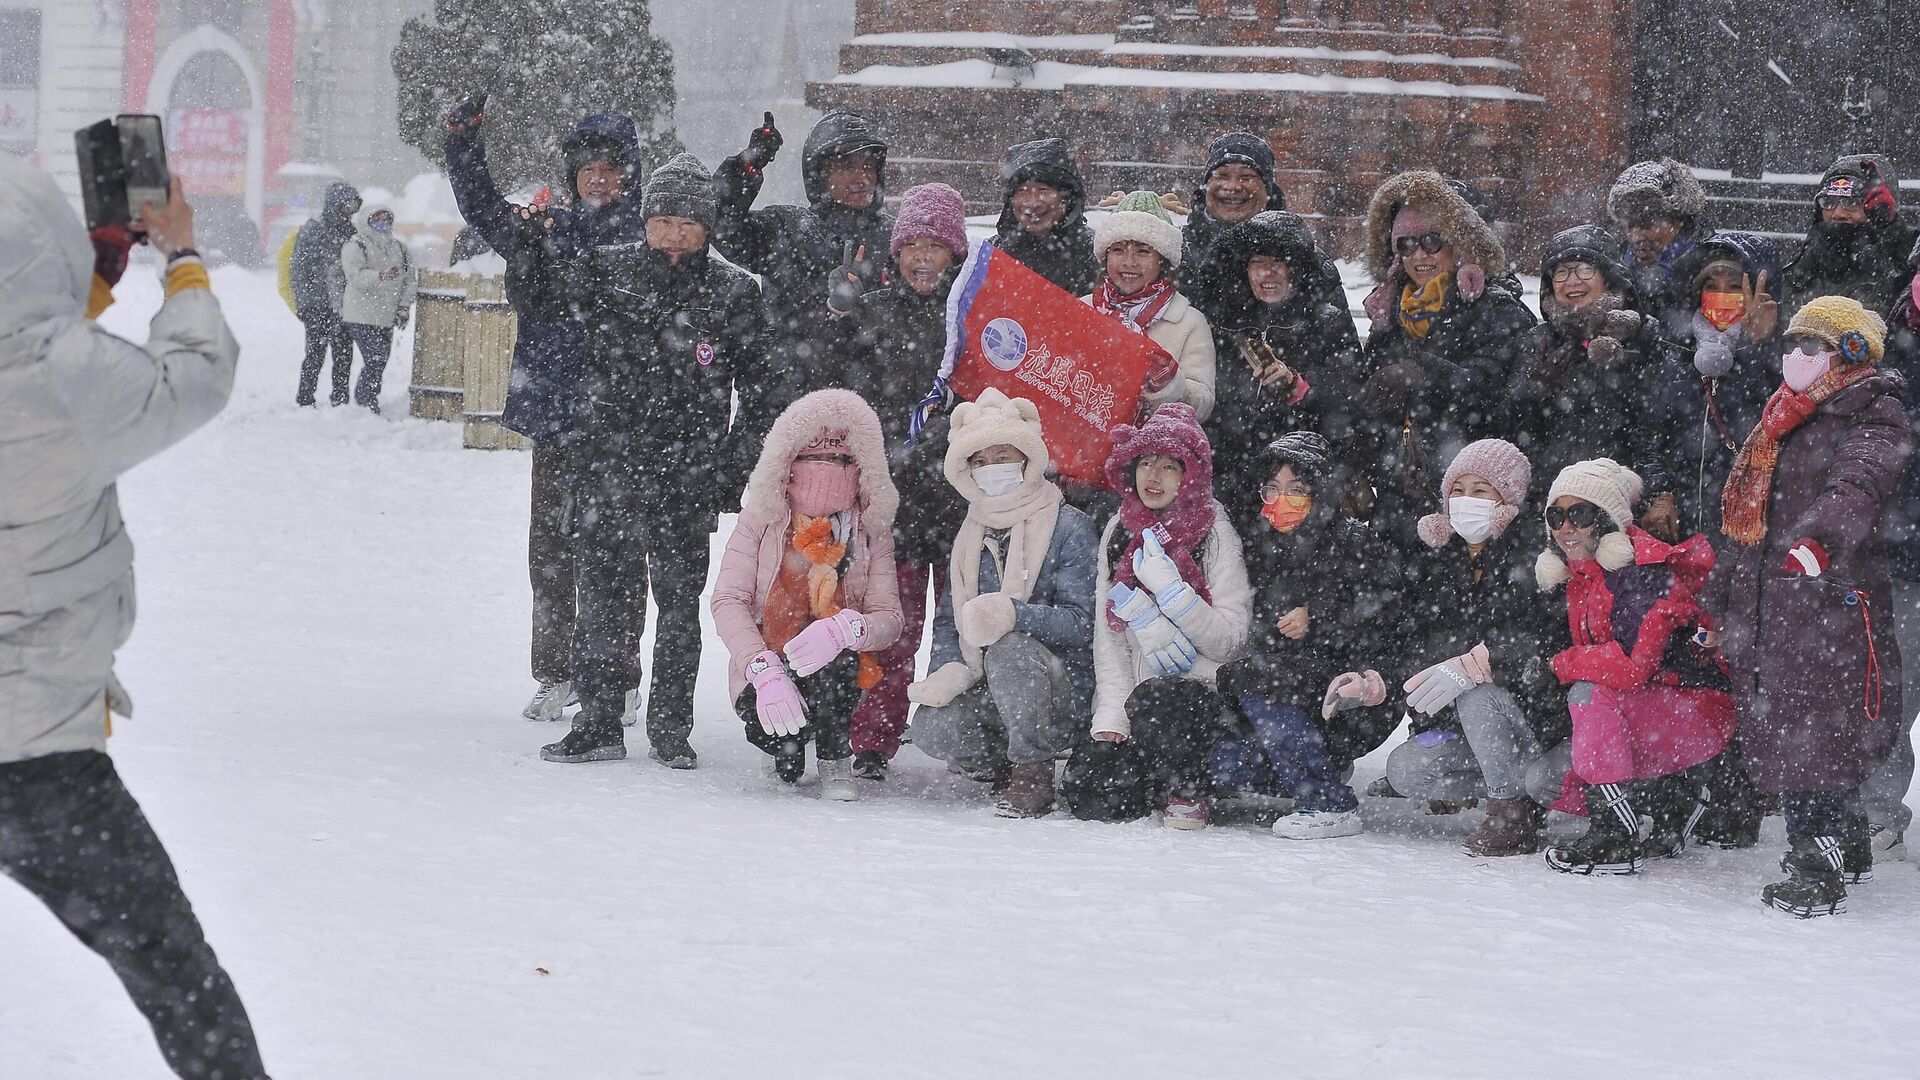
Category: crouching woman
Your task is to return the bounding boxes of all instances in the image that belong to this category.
[909,389,1099,818]
[711,389,905,801]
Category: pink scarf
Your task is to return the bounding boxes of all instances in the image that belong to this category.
[1107,465,1215,633]
[1091,275,1177,332]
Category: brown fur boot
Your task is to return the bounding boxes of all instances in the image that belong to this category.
[1462,797,1547,857]
[995,762,1056,818]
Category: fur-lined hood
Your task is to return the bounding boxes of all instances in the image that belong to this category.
[740,389,899,531]
[1365,170,1505,282]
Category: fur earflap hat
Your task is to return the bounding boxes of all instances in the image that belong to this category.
[943,388,1052,501]
[1417,438,1532,548]
[1607,157,1707,226]
[1094,190,1183,268]
[1536,458,1641,589]
[1365,170,1505,285]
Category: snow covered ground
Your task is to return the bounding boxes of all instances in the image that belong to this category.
[7,265,1918,1079]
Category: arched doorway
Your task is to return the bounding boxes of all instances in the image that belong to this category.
[145,26,267,264]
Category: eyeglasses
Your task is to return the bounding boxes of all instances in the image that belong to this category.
[1393,232,1447,257]
[1816,194,1864,211]
[1544,503,1599,530]
[1260,481,1312,502]
[1551,264,1600,284]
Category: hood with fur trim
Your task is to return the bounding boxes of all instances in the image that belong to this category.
[1365,170,1505,283]
[741,389,898,532]
[943,388,1053,502]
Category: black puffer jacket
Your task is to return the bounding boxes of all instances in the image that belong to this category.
[1783,155,1916,320]
[710,110,896,407]
[529,239,773,518]
[1507,225,1681,492]
[1392,526,1569,742]
[825,274,966,564]
[992,138,1096,297]
[1197,211,1363,506]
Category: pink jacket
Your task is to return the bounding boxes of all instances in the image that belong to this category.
[710,389,904,700]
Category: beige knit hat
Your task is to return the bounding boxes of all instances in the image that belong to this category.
[1536,458,1641,589]
[1787,295,1887,365]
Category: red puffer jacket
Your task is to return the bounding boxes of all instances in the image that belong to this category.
[1552,527,1729,691]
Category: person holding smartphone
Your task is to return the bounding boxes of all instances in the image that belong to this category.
[0,157,270,1077]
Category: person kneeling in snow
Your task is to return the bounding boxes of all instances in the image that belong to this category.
[1067,404,1252,828]
[1208,432,1397,839]
[909,389,1099,818]
[711,390,905,801]
[0,161,270,1077]
[1536,459,1736,876]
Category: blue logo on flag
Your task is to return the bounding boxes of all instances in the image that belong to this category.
[981,318,1029,372]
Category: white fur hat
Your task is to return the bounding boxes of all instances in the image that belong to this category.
[943,388,1052,501]
[1536,458,1641,590]
[1093,202,1183,268]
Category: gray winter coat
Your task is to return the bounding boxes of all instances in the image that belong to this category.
[0,156,239,763]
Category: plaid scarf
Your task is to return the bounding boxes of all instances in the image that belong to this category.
[1091,275,1177,332]
[1397,271,1452,340]
[1721,365,1876,547]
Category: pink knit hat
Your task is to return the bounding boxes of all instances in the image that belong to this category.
[1103,402,1214,497]
[1416,438,1532,548]
[891,182,969,258]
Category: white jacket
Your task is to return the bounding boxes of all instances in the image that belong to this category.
[339,206,417,327]
[1090,505,1252,739]
[0,155,239,763]
[1081,289,1217,421]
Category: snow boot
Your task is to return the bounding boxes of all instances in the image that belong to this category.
[1691,744,1764,848]
[540,725,626,764]
[951,758,1012,793]
[1641,770,1710,860]
[851,750,889,782]
[769,740,807,785]
[995,762,1055,818]
[647,736,698,771]
[819,758,858,801]
[1763,838,1849,918]
[1162,795,1211,830]
[1273,807,1364,839]
[1546,782,1649,874]
[1841,832,1874,885]
[522,680,577,722]
[1364,775,1404,799]
[1462,797,1547,857]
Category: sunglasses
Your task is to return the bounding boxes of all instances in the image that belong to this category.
[1393,232,1447,257]
[1781,333,1831,355]
[1551,264,1600,284]
[1816,194,1864,211]
[1544,503,1599,530]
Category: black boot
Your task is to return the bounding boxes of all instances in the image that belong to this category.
[1762,837,1849,917]
[540,721,626,763]
[1692,743,1764,848]
[647,735,698,770]
[1546,782,1649,875]
[1643,769,1710,860]
[851,750,889,781]
[770,739,807,784]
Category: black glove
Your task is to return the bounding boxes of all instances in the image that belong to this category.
[446,93,487,135]
[826,241,866,314]
[744,111,782,169]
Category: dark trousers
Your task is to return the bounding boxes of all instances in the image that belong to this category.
[529,442,576,685]
[297,311,352,405]
[1780,790,1870,846]
[1126,677,1236,799]
[343,323,393,412]
[737,652,863,761]
[568,458,712,747]
[0,752,268,1080]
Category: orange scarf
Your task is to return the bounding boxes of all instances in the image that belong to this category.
[1397,271,1451,340]
[762,515,883,689]
[1721,365,1875,547]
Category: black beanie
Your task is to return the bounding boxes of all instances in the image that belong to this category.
[1204,131,1277,183]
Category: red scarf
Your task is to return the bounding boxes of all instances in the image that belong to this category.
[1721,365,1875,547]
[1108,479,1216,633]
[1092,276,1177,332]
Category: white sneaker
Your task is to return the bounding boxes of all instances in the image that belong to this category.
[1870,824,1907,862]
[620,688,641,728]
[1273,808,1364,840]
[818,758,858,802]
[522,680,575,722]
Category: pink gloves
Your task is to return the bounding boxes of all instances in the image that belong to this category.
[746,650,807,737]
[783,609,869,677]
[1322,670,1388,719]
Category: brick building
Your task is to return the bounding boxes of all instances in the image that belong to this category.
[806,0,1916,264]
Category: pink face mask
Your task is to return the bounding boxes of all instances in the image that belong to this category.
[1911,274,1920,319]
[1782,348,1835,394]
[787,458,859,518]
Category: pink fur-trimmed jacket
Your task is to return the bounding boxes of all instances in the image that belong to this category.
[710,389,905,701]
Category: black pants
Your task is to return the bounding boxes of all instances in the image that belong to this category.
[529,442,576,685]
[568,455,712,746]
[344,323,393,411]
[736,652,862,761]
[1127,677,1237,799]
[0,752,267,1079]
[297,312,352,405]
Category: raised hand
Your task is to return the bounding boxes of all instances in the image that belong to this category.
[744,110,783,168]
[1742,270,1779,340]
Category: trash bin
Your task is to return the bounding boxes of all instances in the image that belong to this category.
[459,275,531,451]
[408,270,470,422]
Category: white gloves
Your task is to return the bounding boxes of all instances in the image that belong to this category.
[1404,659,1478,716]
[958,593,1019,649]
[908,662,976,708]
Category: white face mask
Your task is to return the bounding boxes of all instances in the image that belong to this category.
[972,462,1025,498]
[1449,496,1501,544]
[1782,348,1835,393]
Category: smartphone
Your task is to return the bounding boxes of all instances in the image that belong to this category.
[117,114,170,222]
[72,114,169,230]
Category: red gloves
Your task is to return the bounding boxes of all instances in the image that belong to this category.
[1863,179,1898,223]
[446,94,486,134]
[88,223,138,288]
[1143,343,1179,393]
[1784,538,1830,578]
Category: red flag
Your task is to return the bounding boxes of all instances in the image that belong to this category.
[942,241,1155,486]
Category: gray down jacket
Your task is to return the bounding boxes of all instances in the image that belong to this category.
[0,155,239,763]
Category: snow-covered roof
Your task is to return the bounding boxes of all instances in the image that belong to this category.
[848,31,1117,51]
[830,60,1542,103]
[1103,42,1522,71]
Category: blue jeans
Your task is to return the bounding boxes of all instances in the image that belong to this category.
[1211,694,1359,812]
